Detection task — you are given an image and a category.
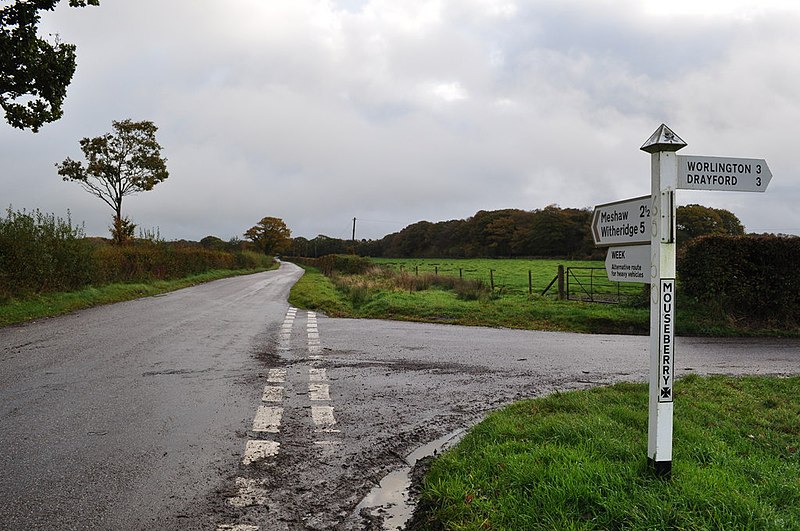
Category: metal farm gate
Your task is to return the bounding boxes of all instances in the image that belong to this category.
[565,266,643,304]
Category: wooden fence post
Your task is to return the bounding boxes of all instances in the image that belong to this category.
[528,270,532,295]
[557,265,565,300]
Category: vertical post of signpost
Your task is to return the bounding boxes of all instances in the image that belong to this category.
[640,124,685,478]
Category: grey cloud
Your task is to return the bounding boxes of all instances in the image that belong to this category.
[1,0,798,241]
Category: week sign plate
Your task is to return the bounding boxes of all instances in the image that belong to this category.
[677,155,771,192]
[605,244,650,284]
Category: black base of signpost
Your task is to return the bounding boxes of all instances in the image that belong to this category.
[648,458,672,479]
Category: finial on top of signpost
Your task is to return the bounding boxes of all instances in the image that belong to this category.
[640,124,687,153]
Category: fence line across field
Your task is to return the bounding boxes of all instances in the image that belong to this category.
[378,262,644,303]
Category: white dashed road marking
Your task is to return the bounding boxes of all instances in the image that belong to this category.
[308,383,330,401]
[267,368,286,383]
[227,477,269,508]
[261,385,283,402]
[252,405,282,433]
[242,440,280,465]
[260,385,283,402]
[309,368,327,381]
[311,405,337,429]
[225,307,345,527]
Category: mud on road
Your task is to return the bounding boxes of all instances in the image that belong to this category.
[209,312,799,530]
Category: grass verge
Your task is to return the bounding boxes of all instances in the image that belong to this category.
[0,266,276,327]
[410,375,800,530]
[287,259,799,336]
[288,265,351,316]
[288,264,650,334]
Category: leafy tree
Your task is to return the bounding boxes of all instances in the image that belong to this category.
[485,210,525,257]
[715,208,746,236]
[226,236,245,252]
[310,234,349,257]
[508,206,590,258]
[1,0,99,132]
[200,235,246,253]
[56,119,169,244]
[289,236,310,257]
[244,217,292,256]
[200,235,227,251]
[676,204,744,246]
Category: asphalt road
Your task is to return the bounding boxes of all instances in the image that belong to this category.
[1,262,798,530]
[0,264,303,530]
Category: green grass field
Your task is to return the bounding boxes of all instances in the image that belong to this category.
[290,258,799,336]
[289,262,650,334]
[371,257,644,301]
[410,375,800,530]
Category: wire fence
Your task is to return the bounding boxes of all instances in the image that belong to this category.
[377,262,646,304]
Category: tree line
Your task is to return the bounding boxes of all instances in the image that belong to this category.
[289,204,746,260]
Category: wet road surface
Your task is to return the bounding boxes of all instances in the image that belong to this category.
[0,264,302,530]
[1,263,798,530]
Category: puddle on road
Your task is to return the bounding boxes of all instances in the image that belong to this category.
[355,428,467,530]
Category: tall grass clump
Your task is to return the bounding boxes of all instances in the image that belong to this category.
[0,208,95,300]
[328,264,494,308]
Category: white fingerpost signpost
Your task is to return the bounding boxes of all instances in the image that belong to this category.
[640,123,685,478]
[591,124,772,479]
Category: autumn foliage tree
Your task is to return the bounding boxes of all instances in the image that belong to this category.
[244,217,292,256]
[56,119,169,244]
[1,0,99,132]
[676,204,744,246]
[378,206,595,258]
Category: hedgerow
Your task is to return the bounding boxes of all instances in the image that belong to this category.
[678,234,800,327]
[0,207,272,301]
[0,208,94,298]
[289,254,372,275]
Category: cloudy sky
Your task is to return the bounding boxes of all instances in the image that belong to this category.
[2,0,800,241]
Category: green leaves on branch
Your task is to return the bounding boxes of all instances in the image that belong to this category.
[0,0,100,132]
